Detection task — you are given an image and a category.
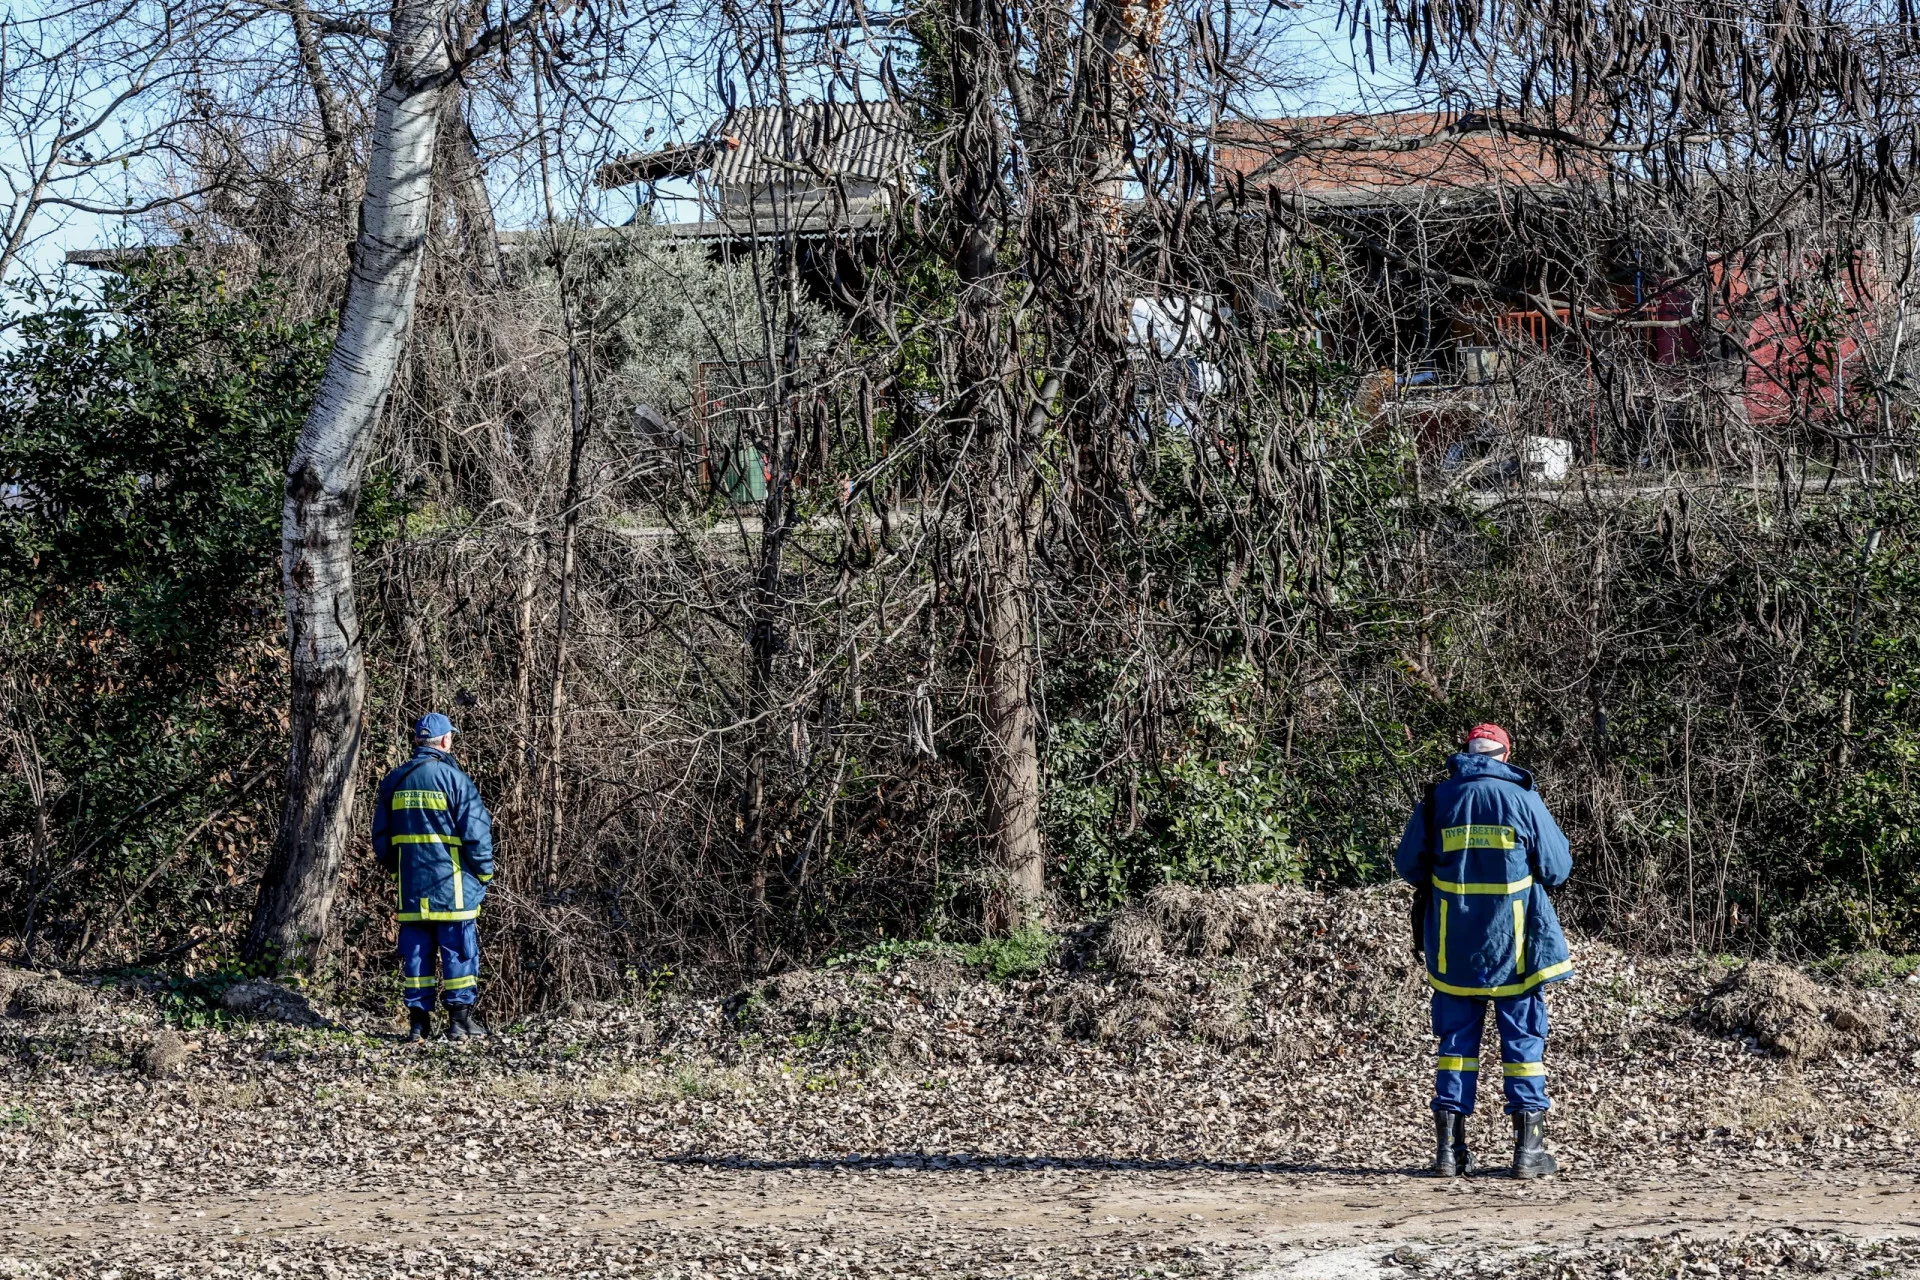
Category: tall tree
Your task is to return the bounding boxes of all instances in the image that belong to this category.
[940,0,1049,925]
[246,0,456,966]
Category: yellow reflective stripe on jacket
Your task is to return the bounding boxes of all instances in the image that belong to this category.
[442,975,477,990]
[1436,899,1448,976]
[391,833,473,916]
[1503,1062,1546,1077]
[1513,899,1526,973]
[1433,874,1532,894]
[391,790,449,811]
[1440,824,1517,852]
[1427,959,1573,999]
[1433,874,1532,895]
[1435,1055,1478,1072]
[397,907,483,923]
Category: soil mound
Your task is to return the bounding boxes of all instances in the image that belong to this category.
[714,886,1899,1069]
[219,979,334,1029]
[1085,883,1420,1022]
[1091,882,1410,975]
[6,975,96,1021]
[0,966,35,1009]
[1697,961,1887,1060]
[137,1029,190,1078]
[734,966,869,1037]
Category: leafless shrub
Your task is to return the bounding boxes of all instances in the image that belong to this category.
[11,0,1920,1000]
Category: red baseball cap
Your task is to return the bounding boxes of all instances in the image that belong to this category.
[1464,723,1512,756]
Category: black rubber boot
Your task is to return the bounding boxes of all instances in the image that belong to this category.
[1429,1112,1475,1177]
[447,1005,476,1041]
[1511,1109,1558,1180]
[405,1009,432,1043]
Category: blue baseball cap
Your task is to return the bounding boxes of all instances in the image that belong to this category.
[413,712,459,742]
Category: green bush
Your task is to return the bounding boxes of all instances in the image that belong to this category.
[1046,661,1308,907]
[0,260,330,963]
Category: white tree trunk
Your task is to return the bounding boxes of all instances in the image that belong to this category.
[247,0,453,966]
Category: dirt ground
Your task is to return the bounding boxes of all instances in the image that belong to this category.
[7,1160,1920,1277]
[5,886,1920,1278]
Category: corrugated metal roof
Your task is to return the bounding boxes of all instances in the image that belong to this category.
[707,101,914,190]
[595,141,720,189]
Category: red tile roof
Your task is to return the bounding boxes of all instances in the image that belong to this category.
[1215,111,1588,201]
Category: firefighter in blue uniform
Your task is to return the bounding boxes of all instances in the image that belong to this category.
[372,713,495,1042]
[1395,723,1572,1179]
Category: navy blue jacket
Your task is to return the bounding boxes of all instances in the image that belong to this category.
[372,747,495,922]
[1394,753,1573,997]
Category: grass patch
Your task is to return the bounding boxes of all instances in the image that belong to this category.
[102,968,246,1030]
[1809,949,1920,988]
[791,1018,865,1050]
[827,924,1060,984]
[672,1065,716,1098]
[960,924,1058,983]
[825,938,957,973]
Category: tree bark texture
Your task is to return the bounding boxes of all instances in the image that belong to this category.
[246,0,453,967]
[539,345,591,890]
[285,0,350,203]
[948,0,1045,925]
[439,83,505,290]
[979,454,1044,918]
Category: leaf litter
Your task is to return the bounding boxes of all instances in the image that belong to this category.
[3,884,1919,1278]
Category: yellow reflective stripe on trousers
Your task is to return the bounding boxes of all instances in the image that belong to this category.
[1435,1055,1478,1072]
[403,976,437,988]
[1513,899,1526,973]
[1433,875,1533,894]
[442,975,477,990]
[1437,899,1448,976]
[1503,1062,1546,1077]
[1440,824,1517,852]
[1427,958,1574,998]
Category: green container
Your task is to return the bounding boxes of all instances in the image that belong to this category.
[716,441,769,505]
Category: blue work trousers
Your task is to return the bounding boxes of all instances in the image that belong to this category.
[398,920,480,1011]
[1430,989,1550,1115]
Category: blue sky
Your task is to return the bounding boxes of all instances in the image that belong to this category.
[28,0,1413,276]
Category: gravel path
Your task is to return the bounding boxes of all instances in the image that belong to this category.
[8,1161,1920,1278]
